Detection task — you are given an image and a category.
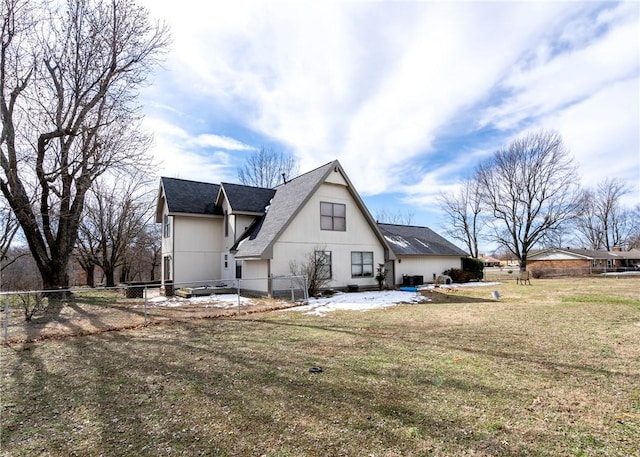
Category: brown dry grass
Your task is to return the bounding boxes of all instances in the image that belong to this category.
[0,290,298,344]
[1,277,639,456]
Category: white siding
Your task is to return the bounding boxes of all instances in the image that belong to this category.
[239,259,269,294]
[271,180,383,289]
[393,256,462,285]
[234,215,256,244]
[160,199,173,282]
[220,198,259,281]
[172,215,223,286]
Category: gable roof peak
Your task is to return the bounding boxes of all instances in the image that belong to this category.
[275,160,339,188]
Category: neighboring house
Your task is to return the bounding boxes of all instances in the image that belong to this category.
[478,255,502,268]
[377,223,469,286]
[527,248,640,276]
[155,160,467,296]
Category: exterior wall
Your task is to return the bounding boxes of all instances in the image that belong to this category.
[160,199,173,282]
[234,215,256,243]
[239,259,269,295]
[220,200,259,281]
[171,215,223,286]
[526,259,593,276]
[271,180,384,290]
[393,256,463,285]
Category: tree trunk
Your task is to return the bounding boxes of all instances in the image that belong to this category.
[38,255,71,291]
[104,269,116,288]
[85,264,95,288]
[119,265,130,283]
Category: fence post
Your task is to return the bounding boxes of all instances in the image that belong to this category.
[236,279,241,313]
[144,286,148,326]
[290,278,295,302]
[3,294,8,345]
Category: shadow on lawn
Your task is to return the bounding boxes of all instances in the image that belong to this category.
[6,296,636,456]
[4,323,549,456]
[418,289,497,304]
[243,316,633,380]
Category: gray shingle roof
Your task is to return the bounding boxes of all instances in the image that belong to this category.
[233,161,336,258]
[378,223,468,257]
[161,177,221,215]
[219,183,276,214]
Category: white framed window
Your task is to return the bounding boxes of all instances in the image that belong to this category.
[163,214,171,238]
[163,255,172,280]
[351,251,373,277]
[320,202,346,231]
[235,260,242,279]
[315,251,332,280]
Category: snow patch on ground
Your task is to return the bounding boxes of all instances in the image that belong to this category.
[146,282,504,315]
[293,290,429,316]
[149,294,252,308]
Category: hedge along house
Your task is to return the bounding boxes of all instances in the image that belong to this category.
[155,160,468,296]
[377,223,469,286]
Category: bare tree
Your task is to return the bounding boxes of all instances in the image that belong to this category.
[438,177,485,258]
[574,189,603,249]
[1,246,40,291]
[0,198,20,267]
[627,205,640,250]
[476,130,581,269]
[575,179,633,250]
[375,208,415,226]
[121,222,161,282]
[76,172,154,287]
[289,246,332,297]
[0,0,169,290]
[237,147,299,188]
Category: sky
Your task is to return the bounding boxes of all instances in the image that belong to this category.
[139,1,640,242]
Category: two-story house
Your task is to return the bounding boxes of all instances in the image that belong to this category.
[155,160,467,296]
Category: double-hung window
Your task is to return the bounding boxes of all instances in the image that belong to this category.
[163,214,171,238]
[315,251,332,280]
[163,256,172,280]
[351,252,373,277]
[320,202,346,231]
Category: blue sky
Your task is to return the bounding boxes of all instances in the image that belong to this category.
[139,1,639,244]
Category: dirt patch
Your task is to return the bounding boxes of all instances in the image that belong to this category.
[1,295,301,344]
[419,288,492,304]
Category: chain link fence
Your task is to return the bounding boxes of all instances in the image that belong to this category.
[483,266,640,281]
[1,276,308,345]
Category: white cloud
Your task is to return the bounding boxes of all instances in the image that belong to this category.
[480,2,639,131]
[192,134,258,151]
[540,77,639,199]
[143,118,251,181]
[139,0,639,216]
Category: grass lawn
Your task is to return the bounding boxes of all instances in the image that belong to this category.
[1,277,639,456]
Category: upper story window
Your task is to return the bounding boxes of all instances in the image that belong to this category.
[224,210,229,237]
[163,214,171,238]
[320,202,346,231]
